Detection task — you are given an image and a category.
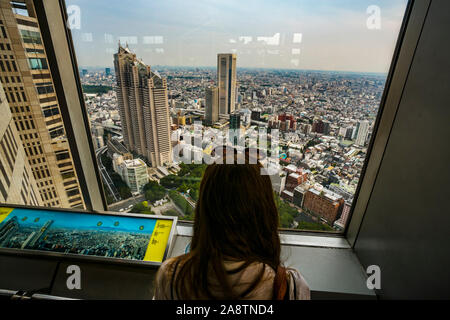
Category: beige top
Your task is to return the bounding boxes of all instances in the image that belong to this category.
[154,257,310,300]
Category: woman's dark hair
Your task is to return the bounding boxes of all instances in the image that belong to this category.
[170,148,281,299]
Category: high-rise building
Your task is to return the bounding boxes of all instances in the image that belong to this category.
[117,158,149,194]
[205,86,218,125]
[114,45,172,167]
[303,188,344,224]
[355,120,370,146]
[217,53,237,115]
[0,82,42,206]
[0,1,85,208]
[229,112,241,145]
[105,67,111,76]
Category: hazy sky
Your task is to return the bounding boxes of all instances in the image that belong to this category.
[66,0,408,73]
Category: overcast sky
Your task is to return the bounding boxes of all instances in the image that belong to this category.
[66,0,408,73]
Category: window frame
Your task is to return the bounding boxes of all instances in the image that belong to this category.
[27,0,428,248]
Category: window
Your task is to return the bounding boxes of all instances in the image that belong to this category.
[10,1,29,17]
[66,0,408,232]
[27,58,48,70]
[36,83,54,94]
[42,104,60,117]
[19,29,42,44]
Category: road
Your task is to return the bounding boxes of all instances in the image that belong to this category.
[108,194,145,212]
[95,146,121,203]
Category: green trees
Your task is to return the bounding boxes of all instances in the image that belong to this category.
[143,181,166,203]
[130,202,154,214]
[110,172,131,199]
[274,192,297,228]
[296,221,333,231]
[82,85,112,94]
[169,190,194,216]
[162,209,179,217]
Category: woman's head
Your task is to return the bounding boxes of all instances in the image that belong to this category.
[192,150,280,266]
[171,148,281,299]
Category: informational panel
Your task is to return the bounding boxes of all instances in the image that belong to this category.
[0,207,176,264]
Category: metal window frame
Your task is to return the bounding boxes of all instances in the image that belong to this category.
[32,0,107,212]
[27,0,430,249]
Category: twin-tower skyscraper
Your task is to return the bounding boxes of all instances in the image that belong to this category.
[206,54,237,125]
[114,45,172,168]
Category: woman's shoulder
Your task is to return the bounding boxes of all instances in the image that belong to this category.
[158,256,184,279]
[286,267,311,300]
[154,256,185,299]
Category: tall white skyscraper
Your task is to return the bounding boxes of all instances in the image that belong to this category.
[217,54,237,115]
[355,120,370,146]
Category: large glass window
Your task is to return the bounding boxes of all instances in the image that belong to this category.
[19,30,42,44]
[66,0,408,232]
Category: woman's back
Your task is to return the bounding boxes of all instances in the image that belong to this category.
[154,257,310,300]
[153,149,310,300]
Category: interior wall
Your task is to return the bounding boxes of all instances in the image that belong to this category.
[354,0,450,299]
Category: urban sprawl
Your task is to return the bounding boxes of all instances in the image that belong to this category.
[85,47,385,232]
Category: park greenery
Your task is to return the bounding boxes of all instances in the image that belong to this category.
[130,202,154,214]
[160,163,205,202]
[82,84,113,95]
[143,181,166,203]
[168,190,194,218]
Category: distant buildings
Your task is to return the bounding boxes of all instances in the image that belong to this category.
[334,200,352,230]
[217,53,237,115]
[312,119,330,135]
[303,188,344,224]
[205,86,218,125]
[251,110,261,121]
[114,45,172,167]
[355,120,370,146]
[229,112,241,145]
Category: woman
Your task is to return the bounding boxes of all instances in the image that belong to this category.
[154,149,310,300]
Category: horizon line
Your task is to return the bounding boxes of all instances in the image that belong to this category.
[80,65,388,76]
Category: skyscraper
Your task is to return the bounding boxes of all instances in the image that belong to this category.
[217,53,237,115]
[0,82,42,206]
[205,86,218,125]
[114,45,172,167]
[229,112,241,145]
[355,120,370,146]
[0,1,84,208]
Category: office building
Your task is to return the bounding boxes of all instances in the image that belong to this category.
[217,53,237,115]
[114,45,172,167]
[334,200,352,230]
[303,188,344,224]
[229,112,241,145]
[293,185,308,208]
[0,1,84,208]
[0,82,41,206]
[205,86,218,125]
[117,158,149,194]
[355,120,370,146]
[251,110,261,121]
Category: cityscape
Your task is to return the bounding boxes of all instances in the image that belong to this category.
[0,208,159,261]
[0,0,405,234]
[85,46,386,232]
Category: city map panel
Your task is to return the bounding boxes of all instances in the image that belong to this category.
[0,207,173,263]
